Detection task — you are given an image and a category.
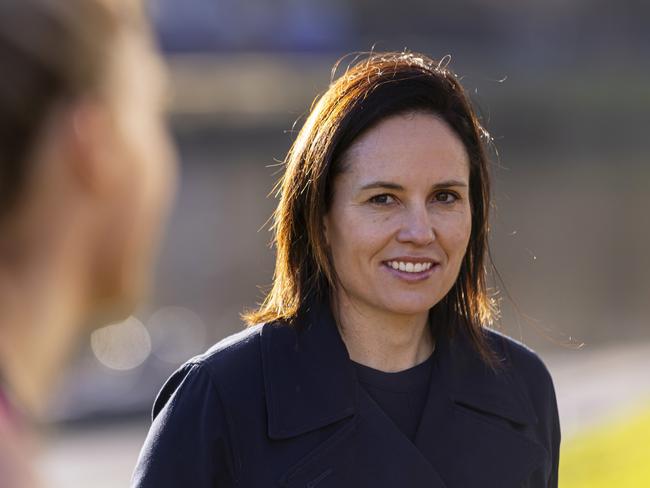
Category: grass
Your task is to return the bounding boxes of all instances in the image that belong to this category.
[560,405,650,487]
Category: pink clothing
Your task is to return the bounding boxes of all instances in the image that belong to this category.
[0,386,36,488]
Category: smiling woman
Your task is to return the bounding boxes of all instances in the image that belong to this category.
[323,114,473,370]
[133,51,560,488]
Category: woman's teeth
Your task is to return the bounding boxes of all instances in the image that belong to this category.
[387,261,433,273]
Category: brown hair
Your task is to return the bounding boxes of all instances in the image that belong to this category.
[245,51,497,362]
[0,0,144,219]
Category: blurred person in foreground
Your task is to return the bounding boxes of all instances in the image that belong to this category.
[133,52,560,487]
[0,0,176,485]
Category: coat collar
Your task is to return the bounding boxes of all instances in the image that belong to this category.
[260,298,537,440]
[261,298,357,439]
[436,324,539,426]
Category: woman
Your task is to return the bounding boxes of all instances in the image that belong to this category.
[0,0,176,485]
[133,52,560,488]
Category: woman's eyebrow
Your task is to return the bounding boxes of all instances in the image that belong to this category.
[359,181,404,191]
[432,179,468,189]
[359,179,468,191]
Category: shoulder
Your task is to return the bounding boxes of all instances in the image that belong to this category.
[189,322,265,373]
[482,329,561,482]
[133,326,269,488]
[483,329,559,427]
[483,328,555,389]
[152,323,266,418]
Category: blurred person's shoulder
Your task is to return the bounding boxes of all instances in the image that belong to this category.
[0,396,37,488]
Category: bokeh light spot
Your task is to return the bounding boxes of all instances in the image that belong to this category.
[90,316,152,370]
[148,306,207,364]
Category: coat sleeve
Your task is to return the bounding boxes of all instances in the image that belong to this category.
[546,372,561,488]
[131,361,236,487]
[517,349,561,488]
[500,335,561,488]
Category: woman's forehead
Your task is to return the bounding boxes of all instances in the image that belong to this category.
[341,113,470,186]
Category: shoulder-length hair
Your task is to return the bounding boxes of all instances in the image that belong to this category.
[244,51,497,362]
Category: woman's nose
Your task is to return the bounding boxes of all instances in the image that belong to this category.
[396,204,435,246]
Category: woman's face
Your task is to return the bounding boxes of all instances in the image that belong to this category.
[324,113,472,320]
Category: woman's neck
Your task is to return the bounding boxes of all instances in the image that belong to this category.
[332,292,434,372]
[0,233,88,417]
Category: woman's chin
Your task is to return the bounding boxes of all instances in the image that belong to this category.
[378,297,437,318]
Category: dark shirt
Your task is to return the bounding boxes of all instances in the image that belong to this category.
[351,352,434,442]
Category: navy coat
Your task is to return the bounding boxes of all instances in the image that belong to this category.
[132,300,560,487]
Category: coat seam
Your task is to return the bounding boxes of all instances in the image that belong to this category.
[195,361,242,486]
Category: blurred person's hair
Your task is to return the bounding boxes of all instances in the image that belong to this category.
[0,0,144,220]
[244,51,497,362]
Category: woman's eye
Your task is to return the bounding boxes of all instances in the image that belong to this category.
[434,191,458,203]
[369,194,395,205]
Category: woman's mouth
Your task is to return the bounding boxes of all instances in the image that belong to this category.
[385,260,434,273]
[382,258,440,281]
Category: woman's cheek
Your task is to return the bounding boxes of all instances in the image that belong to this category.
[437,213,471,255]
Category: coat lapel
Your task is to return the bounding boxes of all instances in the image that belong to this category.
[413,329,547,487]
[261,299,356,440]
[279,385,448,488]
[261,298,546,487]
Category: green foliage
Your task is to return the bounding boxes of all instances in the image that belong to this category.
[560,406,650,487]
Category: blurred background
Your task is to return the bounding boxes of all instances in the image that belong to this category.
[37,0,650,486]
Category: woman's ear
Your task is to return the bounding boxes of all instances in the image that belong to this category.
[66,100,120,198]
[61,100,124,200]
[19,100,118,217]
